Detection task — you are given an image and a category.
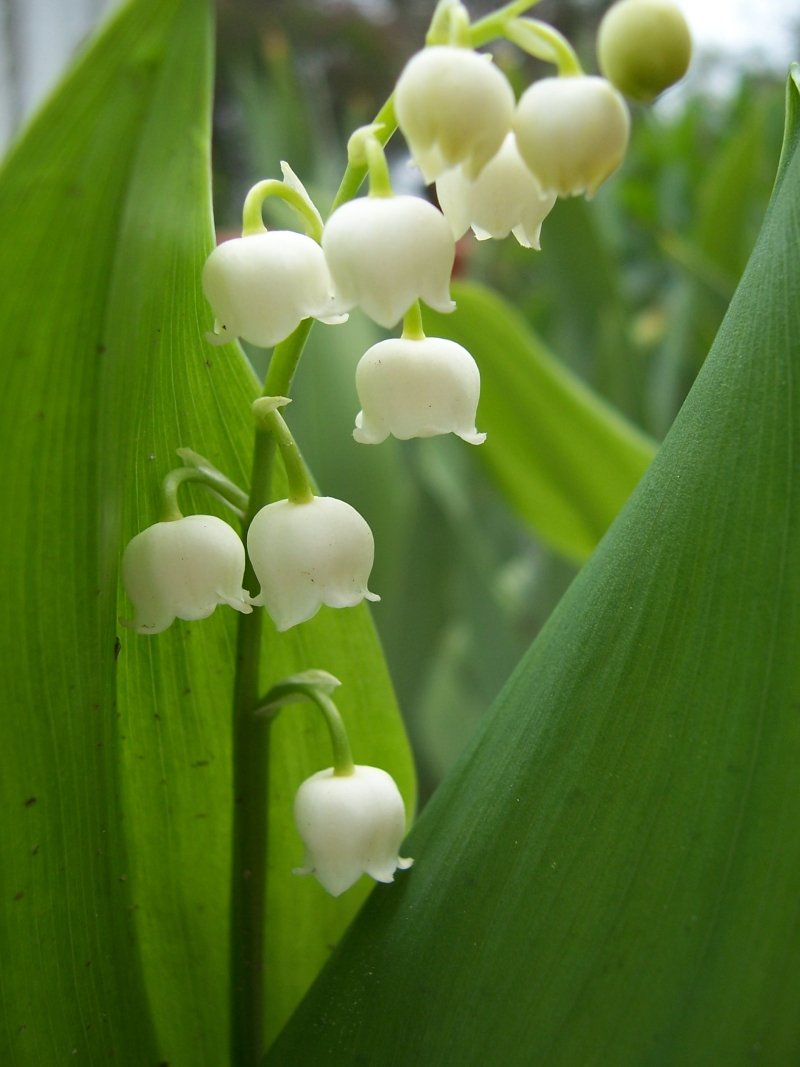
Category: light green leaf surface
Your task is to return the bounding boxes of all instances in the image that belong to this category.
[426,284,657,563]
[0,1,413,1063]
[265,68,800,1066]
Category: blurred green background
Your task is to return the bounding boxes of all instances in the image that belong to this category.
[209,0,787,801]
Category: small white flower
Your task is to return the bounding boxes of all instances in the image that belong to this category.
[353,336,486,446]
[322,195,455,329]
[395,45,515,183]
[247,496,379,631]
[436,133,557,249]
[122,515,252,634]
[293,765,413,896]
[514,75,630,198]
[202,231,342,348]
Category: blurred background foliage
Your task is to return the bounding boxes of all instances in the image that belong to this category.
[211,0,787,800]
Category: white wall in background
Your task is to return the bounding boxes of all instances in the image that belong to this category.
[0,0,118,152]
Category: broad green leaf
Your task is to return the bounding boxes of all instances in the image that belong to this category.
[426,283,657,563]
[266,68,800,1065]
[0,1,413,1064]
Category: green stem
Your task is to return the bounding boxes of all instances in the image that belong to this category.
[241,179,324,241]
[329,97,397,213]
[252,401,314,505]
[263,318,314,398]
[503,18,583,75]
[230,597,269,1067]
[365,136,392,197]
[426,0,471,46]
[468,0,543,47]
[310,691,355,776]
[402,301,425,341]
[229,320,313,1067]
[159,456,249,522]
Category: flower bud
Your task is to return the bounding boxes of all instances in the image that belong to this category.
[122,515,252,634]
[395,45,515,183]
[514,76,630,198]
[202,231,342,348]
[247,495,379,631]
[353,336,486,446]
[598,0,691,103]
[321,195,455,329]
[436,133,556,249]
[293,765,413,896]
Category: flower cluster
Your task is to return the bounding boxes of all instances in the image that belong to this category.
[121,0,690,897]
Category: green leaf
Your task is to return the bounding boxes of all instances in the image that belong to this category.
[265,67,800,1065]
[0,1,413,1064]
[425,283,657,563]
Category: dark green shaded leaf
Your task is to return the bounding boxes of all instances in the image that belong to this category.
[265,68,800,1066]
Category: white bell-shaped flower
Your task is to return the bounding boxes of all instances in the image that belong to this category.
[247,495,379,631]
[436,133,557,248]
[294,765,413,896]
[395,45,515,183]
[321,195,456,329]
[353,336,486,445]
[202,230,342,348]
[514,75,630,198]
[122,515,252,634]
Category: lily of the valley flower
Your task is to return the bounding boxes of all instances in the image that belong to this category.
[394,45,515,183]
[321,195,456,329]
[597,0,692,102]
[293,765,413,896]
[121,515,252,634]
[247,495,379,631]
[202,230,342,348]
[353,336,486,445]
[436,132,557,249]
[514,75,630,198]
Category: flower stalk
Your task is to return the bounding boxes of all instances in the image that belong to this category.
[229,322,314,1067]
[159,450,249,522]
[241,177,324,241]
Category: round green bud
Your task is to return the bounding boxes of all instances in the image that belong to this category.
[597,0,692,103]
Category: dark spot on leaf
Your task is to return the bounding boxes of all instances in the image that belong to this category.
[114,637,121,660]
[14,891,24,901]
[24,797,36,807]
[191,760,209,768]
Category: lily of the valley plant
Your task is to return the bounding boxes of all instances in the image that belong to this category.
[116,0,692,1063]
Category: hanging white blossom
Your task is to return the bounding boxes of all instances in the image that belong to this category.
[514,76,630,198]
[121,515,252,634]
[247,495,379,631]
[322,195,456,328]
[202,231,343,348]
[293,765,413,896]
[436,132,557,248]
[395,45,515,183]
[353,336,486,445]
